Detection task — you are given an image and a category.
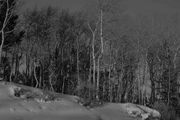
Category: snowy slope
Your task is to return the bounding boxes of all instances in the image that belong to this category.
[91,103,136,120]
[91,103,160,120]
[0,82,97,120]
[0,82,160,120]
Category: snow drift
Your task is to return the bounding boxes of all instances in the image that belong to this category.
[0,82,160,120]
[122,103,161,120]
[91,103,160,120]
[0,82,97,120]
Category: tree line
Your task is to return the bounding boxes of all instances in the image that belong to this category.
[1,0,180,113]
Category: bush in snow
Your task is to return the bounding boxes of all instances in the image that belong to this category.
[153,101,176,120]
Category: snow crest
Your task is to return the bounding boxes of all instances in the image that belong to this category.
[123,103,161,120]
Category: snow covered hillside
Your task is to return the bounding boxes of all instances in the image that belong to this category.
[0,82,160,120]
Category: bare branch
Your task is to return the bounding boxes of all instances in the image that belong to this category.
[4,6,15,27]
[2,0,9,30]
[5,28,15,34]
[173,45,180,69]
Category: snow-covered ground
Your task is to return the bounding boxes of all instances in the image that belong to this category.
[0,82,160,120]
[91,103,136,120]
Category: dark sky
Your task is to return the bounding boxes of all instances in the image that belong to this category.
[22,0,93,11]
[21,0,180,15]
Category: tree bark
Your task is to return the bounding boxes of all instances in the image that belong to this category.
[39,62,42,88]
[109,44,112,102]
[0,0,9,63]
[96,58,100,100]
[76,36,80,96]
[0,30,5,63]
[167,62,171,105]
[92,32,96,90]
[88,23,98,100]
[34,61,39,88]
[61,48,64,93]
[96,9,104,101]
[88,47,92,99]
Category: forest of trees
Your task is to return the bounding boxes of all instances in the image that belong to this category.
[1,0,180,118]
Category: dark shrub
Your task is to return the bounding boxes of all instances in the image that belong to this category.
[153,101,176,120]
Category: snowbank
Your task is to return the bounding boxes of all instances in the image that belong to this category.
[0,82,161,120]
[91,103,136,120]
[91,103,161,120]
[0,82,97,120]
[122,103,161,120]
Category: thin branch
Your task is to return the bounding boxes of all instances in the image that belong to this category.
[87,20,99,35]
[173,45,180,69]
[4,12,13,27]
[2,0,9,30]
[5,28,15,34]
[3,0,17,29]
[88,23,94,35]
